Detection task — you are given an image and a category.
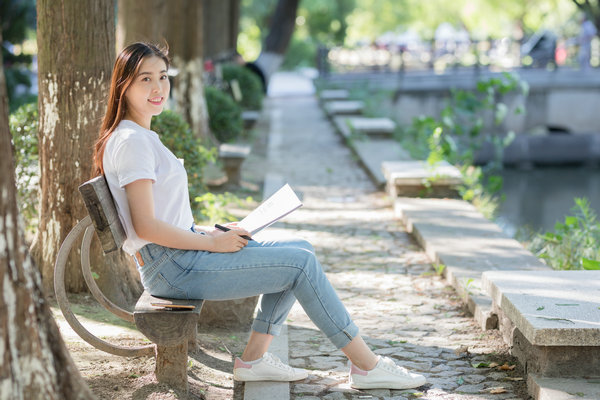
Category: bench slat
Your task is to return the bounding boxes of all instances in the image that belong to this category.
[78,176,126,254]
[134,291,204,347]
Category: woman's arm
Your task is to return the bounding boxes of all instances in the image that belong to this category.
[125,179,249,252]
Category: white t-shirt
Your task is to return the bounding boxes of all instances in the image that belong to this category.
[103,119,194,255]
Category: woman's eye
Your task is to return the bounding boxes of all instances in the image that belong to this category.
[160,74,168,80]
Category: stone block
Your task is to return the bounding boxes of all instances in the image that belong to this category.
[483,270,600,346]
[242,110,260,129]
[528,374,600,400]
[344,117,396,138]
[219,143,251,187]
[319,89,349,101]
[483,270,600,378]
[323,100,364,116]
[382,160,463,198]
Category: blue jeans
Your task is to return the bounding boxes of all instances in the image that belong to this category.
[135,236,359,349]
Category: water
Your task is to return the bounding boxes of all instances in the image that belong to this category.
[494,166,600,238]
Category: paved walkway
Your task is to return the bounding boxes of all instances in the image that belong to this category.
[246,73,529,399]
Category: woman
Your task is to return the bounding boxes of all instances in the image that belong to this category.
[93,42,426,389]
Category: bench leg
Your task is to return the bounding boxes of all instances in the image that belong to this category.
[188,324,198,352]
[155,343,189,392]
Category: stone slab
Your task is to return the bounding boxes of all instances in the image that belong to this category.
[330,117,411,188]
[242,110,260,129]
[528,374,600,400]
[319,89,349,100]
[382,160,463,185]
[323,100,364,116]
[394,197,549,330]
[482,270,600,346]
[219,143,251,158]
[383,160,463,197]
[332,116,397,139]
[244,325,290,400]
[352,140,412,188]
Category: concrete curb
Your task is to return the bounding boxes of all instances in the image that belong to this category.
[241,103,291,400]
[243,325,290,400]
[393,197,549,331]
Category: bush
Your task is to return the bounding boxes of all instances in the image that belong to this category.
[151,110,216,218]
[529,198,600,270]
[9,101,39,231]
[222,63,264,110]
[204,86,243,143]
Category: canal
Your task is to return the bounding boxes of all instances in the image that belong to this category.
[494,166,600,239]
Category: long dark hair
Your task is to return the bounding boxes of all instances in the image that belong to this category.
[93,42,169,175]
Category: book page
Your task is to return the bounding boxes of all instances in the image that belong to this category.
[238,184,303,235]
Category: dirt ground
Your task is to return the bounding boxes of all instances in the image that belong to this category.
[51,293,246,400]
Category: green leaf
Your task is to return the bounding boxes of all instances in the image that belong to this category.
[472,362,490,368]
[92,272,100,280]
[565,216,578,227]
[536,306,545,311]
[582,258,600,270]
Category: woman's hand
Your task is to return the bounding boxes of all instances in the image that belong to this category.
[207,228,250,252]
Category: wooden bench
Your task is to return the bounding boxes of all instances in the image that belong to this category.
[54,175,204,392]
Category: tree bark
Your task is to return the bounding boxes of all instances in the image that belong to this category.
[32,0,142,307]
[204,0,240,60]
[116,0,168,51]
[0,25,95,400]
[253,0,300,87]
[117,0,215,145]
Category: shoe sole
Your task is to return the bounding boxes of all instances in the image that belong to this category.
[350,378,426,390]
[234,372,308,382]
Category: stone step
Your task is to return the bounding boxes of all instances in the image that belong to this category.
[323,100,364,116]
[333,116,396,138]
[482,270,600,377]
[394,197,550,331]
[319,89,349,101]
[528,374,600,400]
[382,160,463,198]
[330,116,410,188]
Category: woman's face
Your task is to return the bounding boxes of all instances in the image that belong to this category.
[124,55,170,128]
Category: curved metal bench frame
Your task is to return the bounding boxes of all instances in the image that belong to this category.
[53,215,154,357]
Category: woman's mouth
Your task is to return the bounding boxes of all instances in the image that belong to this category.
[148,97,164,105]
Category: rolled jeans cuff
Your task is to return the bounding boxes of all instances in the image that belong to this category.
[328,321,359,349]
[252,318,284,336]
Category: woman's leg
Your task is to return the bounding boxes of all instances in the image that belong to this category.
[140,240,358,349]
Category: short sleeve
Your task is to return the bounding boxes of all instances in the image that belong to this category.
[112,134,157,188]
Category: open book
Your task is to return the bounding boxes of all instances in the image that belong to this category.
[238,184,303,235]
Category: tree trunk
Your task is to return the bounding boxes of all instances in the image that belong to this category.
[204,0,240,61]
[117,0,215,145]
[253,0,301,87]
[573,0,600,40]
[0,25,95,400]
[116,0,167,51]
[32,0,142,308]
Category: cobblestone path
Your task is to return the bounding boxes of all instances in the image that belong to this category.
[254,93,528,400]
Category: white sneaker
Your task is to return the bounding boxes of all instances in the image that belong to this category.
[349,356,427,389]
[233,352,309,382]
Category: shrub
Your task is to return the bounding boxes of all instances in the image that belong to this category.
[151,110,217,219]
[222,63,264,110]
[529,198,600,270]
[204,86,243,143]
[9,101,39,231]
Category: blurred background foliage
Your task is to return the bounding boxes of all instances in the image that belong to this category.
[238,0,581,69]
